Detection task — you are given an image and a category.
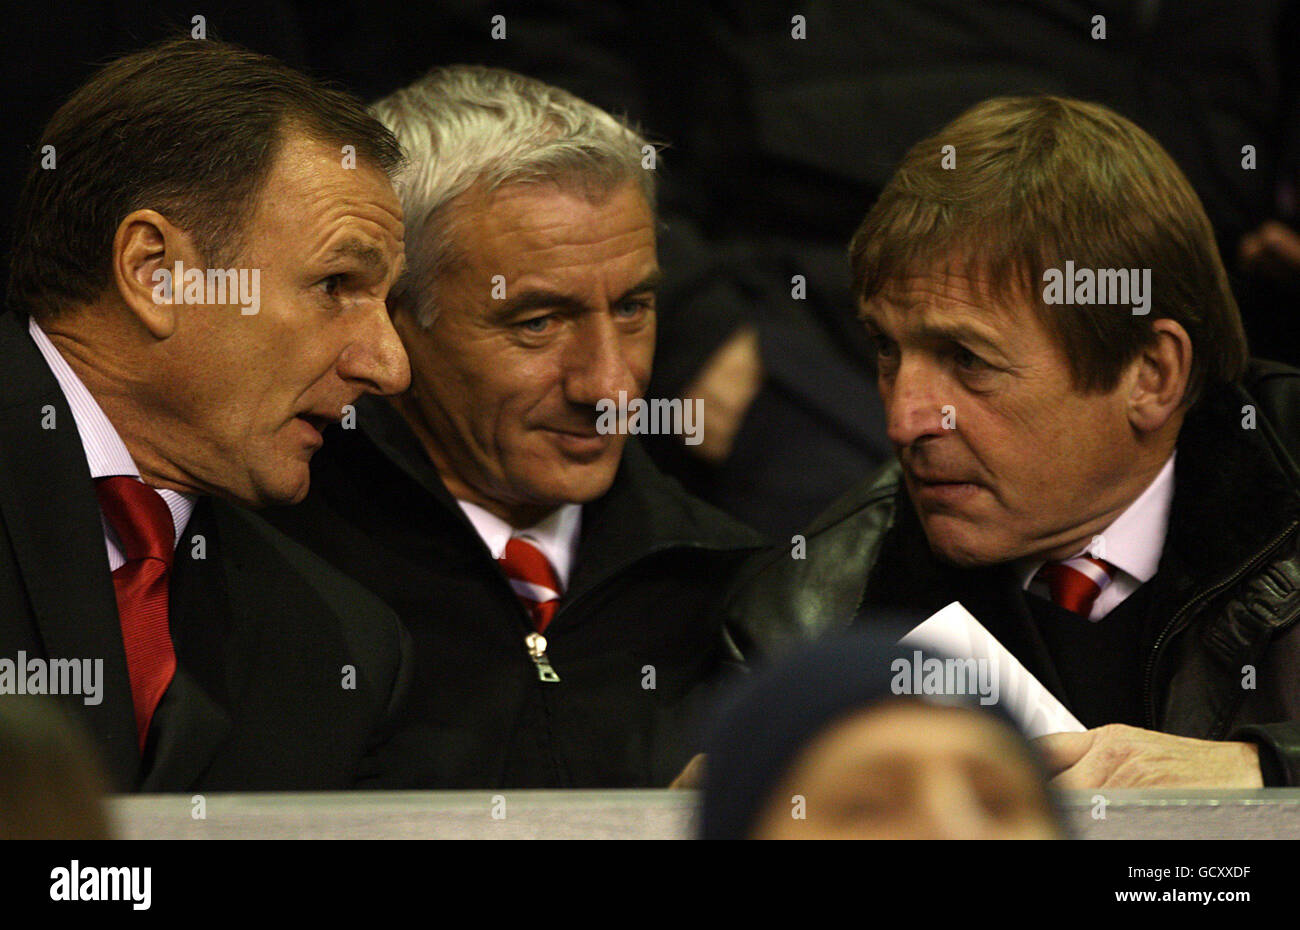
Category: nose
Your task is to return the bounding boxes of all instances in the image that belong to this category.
[563,314,639,407]
[337,300,412,396]
[910,769,996,840]
[883,357,948,448]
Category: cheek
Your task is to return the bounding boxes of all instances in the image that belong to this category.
[628,337,656,389]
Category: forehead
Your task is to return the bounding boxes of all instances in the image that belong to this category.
[862,266,1029,331]
[245,133,405,255]
[454,180,655,275]
[810,702,1028,770]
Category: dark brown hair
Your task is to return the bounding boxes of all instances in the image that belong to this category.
[8,36,404,319]
[849,95,1248,400]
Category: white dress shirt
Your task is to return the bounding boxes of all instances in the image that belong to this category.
[1016,453,1176,621]
[29,318,195,570]
[457,499,582,590]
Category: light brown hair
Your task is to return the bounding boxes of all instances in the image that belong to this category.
[849,95,1248,400]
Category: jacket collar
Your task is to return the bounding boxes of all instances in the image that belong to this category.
[1162,375,1300,589]
[352,394,765,598]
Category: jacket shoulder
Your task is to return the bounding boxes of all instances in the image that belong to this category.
[1243,360,1300,470]
[721,461,901,659]
[210,500,406,661]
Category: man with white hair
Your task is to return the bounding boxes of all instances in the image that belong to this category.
[266,66,764,788]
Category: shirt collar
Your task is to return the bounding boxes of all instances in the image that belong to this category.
[456,499,582,591]
[1016,451,1176,590]
[29,317,196,548]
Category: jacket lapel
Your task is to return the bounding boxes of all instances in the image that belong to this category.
[567,440,766,603]
[0,313,140,788]
[138,499,233,789]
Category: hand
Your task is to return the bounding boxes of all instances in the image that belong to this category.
[1034,724,1263,789]
[680,325,764,465]
[669,753,706,789]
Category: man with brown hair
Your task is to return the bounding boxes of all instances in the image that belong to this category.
[725,95,1300,788]
[0,37,413,791]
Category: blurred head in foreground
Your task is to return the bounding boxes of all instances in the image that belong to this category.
[699,633,1064,839]
[0,697,111,839]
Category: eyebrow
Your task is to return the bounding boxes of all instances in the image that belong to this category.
[493,269,663,319]
[862,310,1005,353]
[323,239,391,278]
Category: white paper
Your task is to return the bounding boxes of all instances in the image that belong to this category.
[899,601,1086,738]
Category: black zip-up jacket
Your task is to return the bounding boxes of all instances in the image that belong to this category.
[264,396,765,789]
[723,361,1300,785]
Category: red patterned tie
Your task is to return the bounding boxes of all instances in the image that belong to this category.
[95,476,177,751]
[1036,556,1116,618]
[499,537,561,633]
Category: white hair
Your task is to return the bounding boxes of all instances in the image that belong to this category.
[370,65,657,327]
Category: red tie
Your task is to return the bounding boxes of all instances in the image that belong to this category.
[499,537,561,633]
[95,476,177,751]
[1036,556,1116,618]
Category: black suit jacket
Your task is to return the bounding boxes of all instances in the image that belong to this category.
[0,311,411,791]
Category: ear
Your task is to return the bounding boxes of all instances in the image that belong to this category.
[1127,318,1193,435]
[111,209,196,340]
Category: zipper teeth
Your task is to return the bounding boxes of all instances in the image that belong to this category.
[1143,518,1300,728]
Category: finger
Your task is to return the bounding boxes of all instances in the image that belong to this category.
[669,753,706,789]
[1033,730,1094,776]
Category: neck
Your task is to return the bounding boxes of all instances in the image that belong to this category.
[43,317,202,497]
[1034,443,1174,563]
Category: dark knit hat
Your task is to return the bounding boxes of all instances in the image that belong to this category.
[698,628,1056,840]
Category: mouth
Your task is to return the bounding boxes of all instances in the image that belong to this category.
[904,469,983,505]
[292,411,338,447]
[542,426,611,459]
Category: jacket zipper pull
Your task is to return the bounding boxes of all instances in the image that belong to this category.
[525,632,561,683]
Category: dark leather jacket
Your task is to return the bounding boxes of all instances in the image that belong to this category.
[723,361,1300,785]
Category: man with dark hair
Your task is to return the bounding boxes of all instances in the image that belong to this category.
[725,96,1300,788]
[0,37,413,791]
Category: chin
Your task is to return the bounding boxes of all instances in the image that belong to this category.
[248,463,312,508]
[921,518,1010,568]
[537,465,619,506]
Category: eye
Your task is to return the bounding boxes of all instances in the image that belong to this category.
[615,298,653,320]
[869,331,898,363]
[316,274,345,300]
[517,314,554,334]
[954,345,989,371]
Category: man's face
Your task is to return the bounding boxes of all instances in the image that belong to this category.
[394,180,658,524]
[862,268,1145,566]
[145,133,409,506]
[752,702,1062,840]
